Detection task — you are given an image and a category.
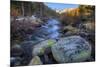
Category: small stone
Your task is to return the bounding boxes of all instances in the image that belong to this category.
[28,56,42,65]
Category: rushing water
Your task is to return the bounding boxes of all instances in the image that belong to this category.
[31,18,61,41]
[41,19,61,39]
[15,16,61,40]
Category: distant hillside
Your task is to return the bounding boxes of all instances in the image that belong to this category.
[57,8,79,15]
[60,5,95,26]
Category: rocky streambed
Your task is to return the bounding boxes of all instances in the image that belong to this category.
[10,17,95,66]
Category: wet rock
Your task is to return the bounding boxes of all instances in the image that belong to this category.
[39,52,58,64]
[81,22,95,32]
[10,57,22,66]
[19,41,36,65]
[11,44,23,57]
[63,25,80,36]
[29,16,43,25]
[30,35,45,42]
[51,36,91,63]
[11,41,37,66]
[28,56,42,65]
[20,41,36,55]
[32,39,56,56]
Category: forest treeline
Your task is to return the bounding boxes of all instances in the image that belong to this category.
[11,1,59,18]
[11,1,95,25]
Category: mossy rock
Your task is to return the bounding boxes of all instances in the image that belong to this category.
[32,39,56,56]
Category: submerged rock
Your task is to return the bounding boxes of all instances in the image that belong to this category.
[51,36,91,63]
[28,56,42,65]
[32,39,56,56]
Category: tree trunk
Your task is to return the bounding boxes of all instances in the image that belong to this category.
[28,3,32,16]
[22,2,24,16]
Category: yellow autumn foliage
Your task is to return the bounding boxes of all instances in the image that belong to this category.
[66,8,80,17]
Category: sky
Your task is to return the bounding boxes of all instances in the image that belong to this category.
[44,2,79,10]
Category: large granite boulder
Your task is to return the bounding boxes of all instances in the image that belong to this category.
[51,36,91,63]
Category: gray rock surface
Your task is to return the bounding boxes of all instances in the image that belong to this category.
[51,36,91,63]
